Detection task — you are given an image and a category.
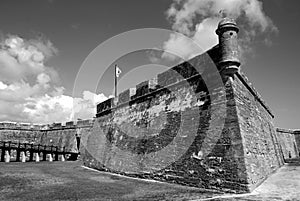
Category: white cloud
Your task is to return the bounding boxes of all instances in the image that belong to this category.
[0,81,8,90]
[0,35,108,124]
[162,17,219,61]
[193,18,219,50]
[167,0,277,34]
[23,90,108,124]
[83,90,108,105]
[37,73,51,86]
[161,0,278,61]
[72,91,109,121]
[24,93,74,124]
[0,35,57,82]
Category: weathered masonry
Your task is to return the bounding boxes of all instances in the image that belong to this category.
[276,128,300,159]
[0,120,93,161]
[82,17,299,193]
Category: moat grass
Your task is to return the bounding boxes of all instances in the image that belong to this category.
[0,160,299,201]
[0,161,219,201]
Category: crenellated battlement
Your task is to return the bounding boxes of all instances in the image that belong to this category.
[0,122,41,130]
[96,47,221,116]
[0,119,94,131]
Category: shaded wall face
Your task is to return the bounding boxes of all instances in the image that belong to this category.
[276,130,299,159]
[39,129,77,152]
[0,125,93,153]
[233,74,283,191]
[82,71,251,193]
[295,134,300,156]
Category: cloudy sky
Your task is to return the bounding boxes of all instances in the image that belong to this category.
[0,0,299,129]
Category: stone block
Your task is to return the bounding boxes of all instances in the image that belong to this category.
[135,81,149,98]
[52,123,62,129]
[66,121,74,127]
[77,120,91,127]
[96,98,115,114]
[149,77,158,91]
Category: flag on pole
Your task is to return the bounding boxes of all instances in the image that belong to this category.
[115,65,122,78]
[114,64,122,98]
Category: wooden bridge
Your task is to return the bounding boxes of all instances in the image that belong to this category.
[0,141,78,162]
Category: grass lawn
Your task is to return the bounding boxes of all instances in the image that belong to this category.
[0,160,299,201]
[0,161,220,201]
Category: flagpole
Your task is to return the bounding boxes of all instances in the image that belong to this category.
[114,64,117,98]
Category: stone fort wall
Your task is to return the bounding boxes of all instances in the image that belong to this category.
[80,17,300,193]
[276,128,300,159]
[0,119,94,153]
[81,45,291,193]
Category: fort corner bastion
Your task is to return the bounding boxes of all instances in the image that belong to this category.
[81,17,299,193]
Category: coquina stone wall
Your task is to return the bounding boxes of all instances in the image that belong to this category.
[81,44,285,193]
[0,120,93,153]
[276,128,299,159]
[233,73,284,191]
[295,131,300,156]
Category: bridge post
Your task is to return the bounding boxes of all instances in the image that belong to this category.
[35,152,40,162]
[61,154,65,162]
[1,142,6,162]
[4,150,10,163]
[7,141,11,162]
[48,153,53,162]
[21,151,26,162]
